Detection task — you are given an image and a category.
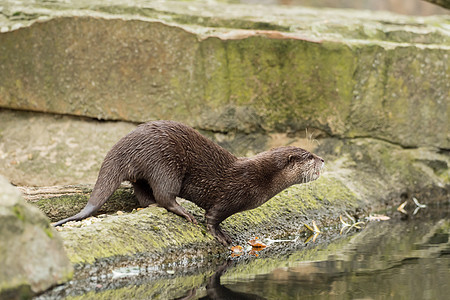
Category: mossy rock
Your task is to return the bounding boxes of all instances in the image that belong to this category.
[0,1,448,149]
[0,176,73,298]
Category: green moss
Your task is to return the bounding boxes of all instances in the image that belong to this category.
[13,205,25,222]
[35,187,139,222]
[199,37,230,107]
[313,176,359,206]
[279,176,357,209]
[348,46,448,148]
[439,170,450,184]
[35,194,89,222]
[57,169,360,266]
[197,36,359,134]
[1,13,448,149]
[0,284,33,300]
[222,173,358,238]
[43,226,54,239]
[29,140,447,267]
[214,38,356,133]
[59,206,217,264]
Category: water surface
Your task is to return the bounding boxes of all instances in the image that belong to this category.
[38,203,449,299]
[217,204,449,300]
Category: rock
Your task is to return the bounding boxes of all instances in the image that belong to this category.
[424,0,450,9]
[0,110,136,186]
[0,175,73,298]
[0,1,448,149]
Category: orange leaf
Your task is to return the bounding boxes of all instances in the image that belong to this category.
[248,237,267,248]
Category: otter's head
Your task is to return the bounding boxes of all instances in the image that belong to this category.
[273,146,325,185]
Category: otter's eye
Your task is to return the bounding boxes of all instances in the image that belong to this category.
[288,155,296,163]
[308,154,314,160]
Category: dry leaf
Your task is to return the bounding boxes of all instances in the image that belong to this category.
[248,237,267,248]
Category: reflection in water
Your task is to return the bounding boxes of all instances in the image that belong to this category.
[178,261,266,300]
[176,206,449,299]
[219,206,449,299]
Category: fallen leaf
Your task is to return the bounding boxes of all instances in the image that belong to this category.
[312,221,321,233]
[397,201,408,214]
[248,237,267,249]
[412,197,426,208]
[304,223,314,232]
[305,232,320,243]
[230,245,244,257]
[230,245,243,253]
[304,221,321,233]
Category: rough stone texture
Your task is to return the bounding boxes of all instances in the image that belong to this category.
[0,0,448,149]
[0,106,448,270]
[424,0,450,9]
[0,109,136,186]
[0,175,73,298]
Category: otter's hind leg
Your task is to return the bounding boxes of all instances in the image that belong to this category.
[132,179,156,207]
[152,182,198,225]
[205,210,232,246]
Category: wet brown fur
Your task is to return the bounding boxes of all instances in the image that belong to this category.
[54,121,324,245]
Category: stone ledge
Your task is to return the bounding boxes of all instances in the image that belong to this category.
[0,1,448,149]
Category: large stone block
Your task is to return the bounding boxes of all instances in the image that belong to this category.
[0,175,72,298]
[0,1,448,149]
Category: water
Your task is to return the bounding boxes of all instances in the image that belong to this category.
[217,205,449,300]
[38,203,449,299]
[220,231,449,299]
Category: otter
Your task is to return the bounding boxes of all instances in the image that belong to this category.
[53,121,324,245]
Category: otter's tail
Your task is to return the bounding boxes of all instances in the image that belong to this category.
[53,166,123,227]
[52,202,99,226]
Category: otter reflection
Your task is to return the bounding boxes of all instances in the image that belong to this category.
[177,260,266,300]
